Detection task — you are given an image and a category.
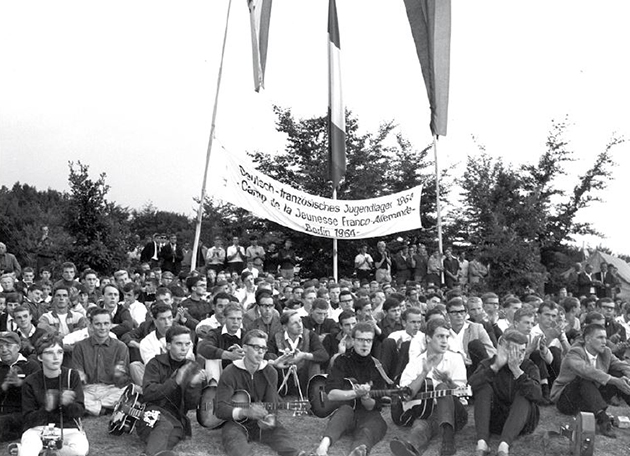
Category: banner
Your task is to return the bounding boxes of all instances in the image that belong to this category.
[210,149,422,240]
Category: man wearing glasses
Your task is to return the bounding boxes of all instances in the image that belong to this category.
[215,329,307,456]
[446,298,495,378]
[313,322,388,456]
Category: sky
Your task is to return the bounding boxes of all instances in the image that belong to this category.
[1,1,629,255]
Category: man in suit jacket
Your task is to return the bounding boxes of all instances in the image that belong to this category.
[551,323,630,438]
[160,234,184,275]
[140,233,162,268]
[577,264,598,298]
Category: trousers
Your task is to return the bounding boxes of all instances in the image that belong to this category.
[322,405,387,452]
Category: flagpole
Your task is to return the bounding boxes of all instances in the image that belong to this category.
[332,188,338,281]
[433,135,444,259]
[191,0,232,272]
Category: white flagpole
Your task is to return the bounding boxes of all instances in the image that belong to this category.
[332,188,338,281]
[191,0,232,272]
[433,135,444,260]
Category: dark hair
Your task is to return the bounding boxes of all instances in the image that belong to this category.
[61,262,76,272]
[426,307,445,321]
[353,297,371,312]
[502,296,521,309]
[122,282,141,295]
[513,306,536,322]
[185,275,205,291]
[584,311,605,325]
[351,322,375,338]
[151,303,173,319]
[87,307,111,323]
[213,292,232,305]
[82,268,98,280]
[255,289,274,304]
[445,297,465,312]
[382,297,401,312]
[481,292,499,304]
[583,323,606,339]
[338,310,356,325]
[165,325,191,343]
[52,285,70,297]
[311,298,329,311]
[5,292,22,304]
[537,300,557,314]
[425,317,450,337]
[35,333,64,356]
[500,328,528,345]
[562,297,580,313]
[12,304,31,315]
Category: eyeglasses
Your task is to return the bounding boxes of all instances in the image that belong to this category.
[600,306,615,310]
[355,338,373,344]
[448,310,467,315]
[244,344,268,353]
[258,304,275,308]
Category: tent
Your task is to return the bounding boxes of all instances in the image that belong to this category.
[585,251,630,300]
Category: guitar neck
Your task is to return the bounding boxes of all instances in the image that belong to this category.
[415,388,460,400]
[366,388,405,399]
[230,401,305,412]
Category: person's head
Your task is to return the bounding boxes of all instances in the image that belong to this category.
[513,306,536,335]
[36,333,65,373]
[89,307,112,341]
[597,298,616,321]
[165,326,192,361]
[223,303,244,334]
[5,292,22,316]
[243,329,269,364]
[302,289,317,308]
[328,283,341,303]
[292,286,304,301]
[82,269,99,291]
[502,297,522,322]
[584,263,594,274]
[0,331,21,365]
[466,296,484,323]
[151,303,174,336]
[584,311,605,326]
[161,271,175,287]
[446,298,467,328]
[310,299,329,325]
[283,239,292,249]
[155,287,174,307]
[101,284,120,312]
[426,292,442,309]
[0,274,15,292]
[481,292,499,317]
[351,322,376,357]
[583,323,607,355]
[537,301,558,330]
[12,305,33,331]
[281,310,303,337]
[382,297,402,322]
[61,262,77,282]
[22,267,35,284]
[122,282,141,305]
[338,310,357,336]
[425,318,451,354]
[338,290,355,313]
[354,297,373,319]
[561,297,580,319]
[402,307,423,337]
[52,285,70,313]
[232,236,240,246]
[187,276,207,296]
[498,329,528,365]
[213,292,231,319]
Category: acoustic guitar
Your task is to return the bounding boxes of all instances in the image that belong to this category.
[197,384,310,429]
[109,384,161,435]
[390,378,472,426]
[307,374,411,419]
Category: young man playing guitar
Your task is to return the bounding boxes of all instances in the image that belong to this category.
[215,329,307,456]
[392,318,468,456]
[313,322,389,456]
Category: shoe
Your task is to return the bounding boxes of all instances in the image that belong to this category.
[598,419,617,438]
[381,395,392,406]
[390,438,419,456]
[347,444,367,456]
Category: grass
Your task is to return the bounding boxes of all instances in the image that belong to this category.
[65,402,630,456]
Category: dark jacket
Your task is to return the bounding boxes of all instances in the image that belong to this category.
[197,327,242,369]
[22,367,85,430]
[469,356,542,405]
[0,356,40,414]
[142,353,202,436]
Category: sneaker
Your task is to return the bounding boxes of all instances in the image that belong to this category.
[347,444,367,456]
[598,419,617,438]
[390,438,419,456]
[8,443,20,456]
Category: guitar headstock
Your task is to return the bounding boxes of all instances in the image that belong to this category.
[454,385,472,398]
[290,400,311,416]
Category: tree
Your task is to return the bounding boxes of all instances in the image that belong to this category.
[453,121,622,295]
[64,162,131,274]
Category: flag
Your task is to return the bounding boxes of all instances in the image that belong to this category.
[402,0,451,137]
[248,0,273,92]
[328,0,346,188]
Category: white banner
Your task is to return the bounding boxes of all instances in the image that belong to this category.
[209,149,422,240]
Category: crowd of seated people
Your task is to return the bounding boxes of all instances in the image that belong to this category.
[1,236,629,456]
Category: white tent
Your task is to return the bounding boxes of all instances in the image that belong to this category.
[586,251,630,300]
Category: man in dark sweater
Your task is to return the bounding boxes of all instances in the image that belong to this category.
[313,322,388,456]
[136,325,205,456]
[215,328,306,456]
[469,329,542,456]
[197,303,245,374]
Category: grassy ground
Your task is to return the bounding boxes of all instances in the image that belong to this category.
[59,402,630,456]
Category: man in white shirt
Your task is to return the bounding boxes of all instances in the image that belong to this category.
[393,318,468,456]
[354,245,374,282]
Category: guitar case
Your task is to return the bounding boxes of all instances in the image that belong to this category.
[546,412,595,456]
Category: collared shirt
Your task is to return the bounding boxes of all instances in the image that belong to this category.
[221,325,242,339]
[206,246,226,265]
[284,331,302,351]
[586,350,598,368]
[72,335,129,385]
[400,349,467,390]
[227,245,245,263]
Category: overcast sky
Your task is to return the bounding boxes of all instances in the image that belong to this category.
[1,1,629,254]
